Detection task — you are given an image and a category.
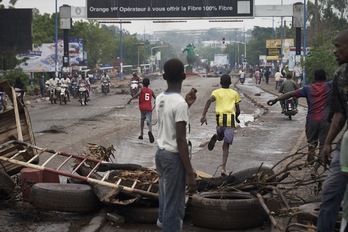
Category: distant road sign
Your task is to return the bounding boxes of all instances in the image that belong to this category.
[255,5,293,17]
[86,0,254,20]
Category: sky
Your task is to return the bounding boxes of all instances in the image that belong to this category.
[2,0,301,34]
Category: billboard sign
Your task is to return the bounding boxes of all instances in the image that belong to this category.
[266,39,294,61]
[86,0,254,20]
[0,9,32,51]
[213,54,229,66]
[17,38,85,73]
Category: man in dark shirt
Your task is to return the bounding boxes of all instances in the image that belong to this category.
[316,29,348,232]
[267,69,332,164]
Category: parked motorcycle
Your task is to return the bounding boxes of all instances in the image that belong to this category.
[78,84,88,106]
[283,97,297,120]
[59,84,69,105]
[130,80,140,97]
[101,80,110,95]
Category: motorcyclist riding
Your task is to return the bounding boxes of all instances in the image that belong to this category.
[279,72,299,113]
[70,74,78,98]
[131,72,141,82]
[129,72,141,97]
[100,72,110,93]
[47,74,59,102]
[60,74,71,102]
[78,75,90,100]
[239,69,246,84]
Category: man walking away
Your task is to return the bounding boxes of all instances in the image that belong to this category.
[128,77,156,143]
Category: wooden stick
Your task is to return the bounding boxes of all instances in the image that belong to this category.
[256,192,283,231]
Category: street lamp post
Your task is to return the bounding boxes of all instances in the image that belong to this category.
[133,43,145,72]
[119,22,123,80]
[55,0,58,77]
[303,0,307,85]
[229,40,246,65]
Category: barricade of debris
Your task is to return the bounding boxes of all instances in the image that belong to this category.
[0,138,331,231]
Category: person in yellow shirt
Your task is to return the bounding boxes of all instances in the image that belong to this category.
[200,74,241,176]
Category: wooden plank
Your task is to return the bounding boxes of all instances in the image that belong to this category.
[11,87,23,141]
[23,107,37,146]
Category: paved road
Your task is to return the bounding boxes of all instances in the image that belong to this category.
[0,75,309,232]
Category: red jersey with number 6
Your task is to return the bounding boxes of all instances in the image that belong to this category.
[139,87,153,112]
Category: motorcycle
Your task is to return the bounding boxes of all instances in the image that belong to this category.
[78,84,88,106]
[49,86,58,104]
[59,84,69,105]
[130,80,140,97]
[239,75,245,85]
[70,80,78,98]
[283,97,297,120]
[101,80,110,95]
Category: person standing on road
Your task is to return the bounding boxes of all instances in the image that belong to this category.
[274,69,283,90]
[39,74,46,99]
[14,77,26,104]
[316,29,348,232]
[254,69,261,84]
[200,74,241,176]
[127,77,156,143]
[278,72,299,113]
[267,69,332,165]
[155,58,197,231]
[264,68,271,84]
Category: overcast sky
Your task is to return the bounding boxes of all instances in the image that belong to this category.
[2,0,300,34]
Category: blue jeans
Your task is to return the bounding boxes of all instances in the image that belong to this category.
[317,150,347,231]
[155,148,185,232]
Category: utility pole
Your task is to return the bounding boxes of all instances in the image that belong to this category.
[55,0,58,77]
[59,5,71,74]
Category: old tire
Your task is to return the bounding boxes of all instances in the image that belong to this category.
[119,199,158,223]
[191,191,267,230]
[120,205,158,223]
[30,183,100,213]
[232,166,274,185]
[196,166,274,191]
[196,175,236,191]
[0,170,15,199]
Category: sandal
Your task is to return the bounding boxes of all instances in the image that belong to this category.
[208,134,217,151]
[148,131,154,143]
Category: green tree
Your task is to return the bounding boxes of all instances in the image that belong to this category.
[304,32,337,84]
[303,0,347,83]
[246,27,273,66]
[32,13,59,46]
